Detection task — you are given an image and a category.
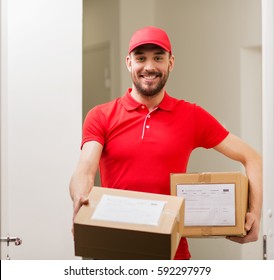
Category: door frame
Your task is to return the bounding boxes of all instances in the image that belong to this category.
[0,0,9,260]
[1,0,273,260]
[262,0,274,260]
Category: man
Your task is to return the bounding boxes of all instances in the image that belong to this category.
[70,26,262,259]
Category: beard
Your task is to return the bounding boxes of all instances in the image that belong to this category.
[132,70,169,98]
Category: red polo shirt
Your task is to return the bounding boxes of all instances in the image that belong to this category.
[82,89,229,259]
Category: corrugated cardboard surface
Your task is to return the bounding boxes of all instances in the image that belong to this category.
[74,187,184,259]
[170,172,248,237]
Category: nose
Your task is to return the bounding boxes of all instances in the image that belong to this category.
[143,59,156,72]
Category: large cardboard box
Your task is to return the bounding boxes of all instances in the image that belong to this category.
[74,187,184,259]
[170,172,248,237]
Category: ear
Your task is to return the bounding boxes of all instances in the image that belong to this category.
[168,55,175,72]
[126,55,132,72]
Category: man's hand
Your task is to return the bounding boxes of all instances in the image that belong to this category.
[71,196,89,236]
[226,212,260,244]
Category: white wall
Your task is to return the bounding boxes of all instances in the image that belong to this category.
[1,0,82,259]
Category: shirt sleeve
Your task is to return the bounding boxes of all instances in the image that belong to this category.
[193,105,229,149]
[81,106,107,149]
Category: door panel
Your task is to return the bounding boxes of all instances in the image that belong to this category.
[0,0,82,259]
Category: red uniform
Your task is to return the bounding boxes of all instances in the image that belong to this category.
[82,89,229,259]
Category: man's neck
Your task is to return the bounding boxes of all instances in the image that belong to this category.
[130,88,165,112]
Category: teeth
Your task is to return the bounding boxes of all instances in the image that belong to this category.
[142,75,157,79]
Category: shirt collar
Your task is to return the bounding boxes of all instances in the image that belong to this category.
[121,88,178,112]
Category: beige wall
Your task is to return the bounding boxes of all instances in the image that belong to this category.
[87,0,262,259]
[83,0,120,99]
[153,0,262,260]
[155,0,261,172]
[119,0,156,92]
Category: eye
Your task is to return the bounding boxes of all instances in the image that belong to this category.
[155,56,163,61]
[135,56,145,62]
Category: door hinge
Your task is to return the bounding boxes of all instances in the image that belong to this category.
[263,234,267,260]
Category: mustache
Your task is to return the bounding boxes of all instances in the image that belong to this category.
[139,71,162,77]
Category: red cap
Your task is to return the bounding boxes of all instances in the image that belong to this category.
[128,26,172,54]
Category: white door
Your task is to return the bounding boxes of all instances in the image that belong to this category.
[0,0,82,259]
[262,0,274,260]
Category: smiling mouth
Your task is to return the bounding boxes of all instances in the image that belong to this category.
[140,73,161,80]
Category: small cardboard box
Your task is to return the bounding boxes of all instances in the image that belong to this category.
[74,186,184,260]
[170,172,248,237]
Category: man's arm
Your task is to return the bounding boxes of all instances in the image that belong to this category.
[69,141,103,221]
[214,133,262,243]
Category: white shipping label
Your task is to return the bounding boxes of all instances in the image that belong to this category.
[91,194,166,226]
[176,184,235,226]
